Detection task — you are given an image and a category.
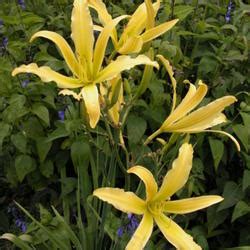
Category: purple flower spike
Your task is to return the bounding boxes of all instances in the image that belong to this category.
[2,37,8,48]
[225,0,234,23]
[117,227,123,237]
[58,110,65,121]
[18,0,26,10]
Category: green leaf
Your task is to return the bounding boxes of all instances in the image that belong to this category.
[243,170,250,191]
[36,137,52,162]
[15,155,36,182]
[231,201,250,222]
[127,114,147,144]
[232,124,248,151]
[32,103,50,127]
[39,160,54,178]
[11,133,27,154]
[0,122,11,152]
[217,181,244,211]
[221,246,250,250]
[209,138,224,171]
[47,125,70,142]
[173,5,194,20]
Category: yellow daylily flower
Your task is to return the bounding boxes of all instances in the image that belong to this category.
[144,55,240,150]
[88,0,178,54]
[12,0,158,128]
[93,143,223,250]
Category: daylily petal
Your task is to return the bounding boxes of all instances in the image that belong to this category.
[141,19,179,43]
[12,63,83,88]
[127,166,158,201]
[118,36,144,54]
[95,55,159,83]
[88,0,118,45]
[154,143,193,201]
[93,15,128,76]
[203,130,241,151]
[126,212,153,250]
[93,188,146,214]
[81,84,100,128]
[59,89,81,101]
[163,195,223,214]
[167,96,237,131]
[71,0,94,69]
[145,0,155,29]
[161,81,208,130]
[154,214,201,250]
[30,31,79,77]
[157,55,177,112]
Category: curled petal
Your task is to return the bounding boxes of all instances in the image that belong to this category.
[126,212,153,250]
[59,89,81,101]
[81,84,100,128]
[157,55,177,112]
[30,31,79,77]
[154,214,201,250]
[127,166,158,201]
[141,19,179,43]
[95,55,159,83]
[154,143,193,201]
[93,188,146,215]
[163,195,223,214]
[12,63,83,89]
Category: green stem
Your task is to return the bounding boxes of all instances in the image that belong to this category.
[144,129,162,145]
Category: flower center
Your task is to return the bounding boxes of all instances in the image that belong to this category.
[147,201,165,215]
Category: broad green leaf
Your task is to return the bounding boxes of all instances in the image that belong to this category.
[11,133,27,154]
[47,125,70,142]
[0,122,11,151]
[231,201,250,222]
[209,138,224,171]
[32,103,50,127]
[243,170,250,191]
[36,137,52,162]
[39,160,54,178]
[221,247,250,250]
[60,177,77,196]
[173,5,194,20]
[217,181,244,211]
[15,155,36,182]
[127,114,147,144]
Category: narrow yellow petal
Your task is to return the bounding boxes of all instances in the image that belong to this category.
[81,84,100,128]
[118,36,143,54]
[59,89,81,101]
[93,188,146,214]
[141,19,179,43]
[167,96,237,131]
[71,0,94,69]
[154,143,193,201]
[93,15,128,76]
[161,81,208,130]
[204,130,241,151]
[154,214,202,250]
[88,0,118,46]
[95,55,159,83]
[145,0,155,29]
[163,195,223,214]
[12,63,83,88]
[157,55,177,112]
[126,212,153,250]
[127,166,158,201]
[30,31,79,77]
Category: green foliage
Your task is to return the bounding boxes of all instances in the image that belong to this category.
[0,0,249,249]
